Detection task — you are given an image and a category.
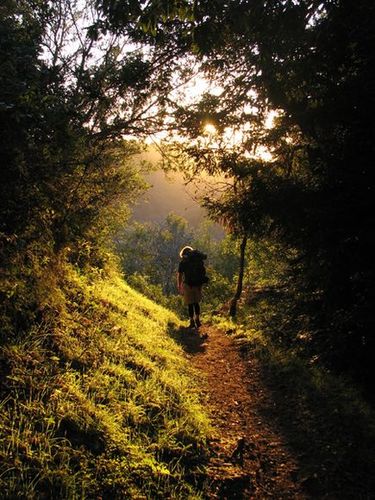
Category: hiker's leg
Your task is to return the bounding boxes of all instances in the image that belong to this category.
[188,303,194,318]
[193,303,201,327]
[188,304,195,327]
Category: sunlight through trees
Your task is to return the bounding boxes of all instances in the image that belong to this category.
[1,0,375,496]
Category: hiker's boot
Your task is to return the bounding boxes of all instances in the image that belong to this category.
[195,317,201,328]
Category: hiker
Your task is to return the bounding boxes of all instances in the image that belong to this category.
[177,245,208,328]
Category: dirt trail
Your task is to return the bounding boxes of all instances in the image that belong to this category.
[181,325,304,499]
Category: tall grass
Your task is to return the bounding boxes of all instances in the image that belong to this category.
[0,264,210,498]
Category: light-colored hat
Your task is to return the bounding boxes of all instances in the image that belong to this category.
[179,245,194,258]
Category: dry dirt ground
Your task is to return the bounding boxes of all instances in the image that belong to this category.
[175,324,305,499]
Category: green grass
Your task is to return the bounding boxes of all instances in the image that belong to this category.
[0,264,210,498]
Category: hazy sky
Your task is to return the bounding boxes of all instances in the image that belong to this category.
[131,168,207,227]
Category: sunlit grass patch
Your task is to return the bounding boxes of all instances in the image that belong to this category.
[0,264,210,498]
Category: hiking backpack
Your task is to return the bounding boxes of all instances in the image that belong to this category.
[183,250,209,286]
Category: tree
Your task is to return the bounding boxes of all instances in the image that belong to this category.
[0,0,193,337]
[111,0,375,382]
[190,0,375,381]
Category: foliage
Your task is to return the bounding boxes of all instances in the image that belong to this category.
[0,263,210,498]
[116,213,240,315]
[200,0,375,386]
[119,0,375,386]
[2,2,374,494]
[116,212,193,295]
[0,0,192,339]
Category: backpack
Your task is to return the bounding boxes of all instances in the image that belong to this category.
[183,250,209,287]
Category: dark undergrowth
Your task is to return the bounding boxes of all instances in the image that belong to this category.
[211,291,375,498]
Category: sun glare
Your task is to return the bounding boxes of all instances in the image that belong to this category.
[203,122,217,135]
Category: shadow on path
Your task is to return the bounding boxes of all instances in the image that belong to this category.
[167,321,375,498]
[251,352,375,498]
[168,325,208,355]
[185,325,302,498]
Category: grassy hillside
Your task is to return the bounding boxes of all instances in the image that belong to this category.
[0,264,210,498]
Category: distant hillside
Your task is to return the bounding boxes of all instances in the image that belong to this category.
[131,147,223,231]
[132,169,207,227]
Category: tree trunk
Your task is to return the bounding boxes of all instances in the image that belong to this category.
[229,234,247,317]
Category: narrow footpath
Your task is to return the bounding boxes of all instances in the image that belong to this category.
[181,325,304,499]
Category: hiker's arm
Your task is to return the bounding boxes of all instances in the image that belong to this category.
[177,272,183,294]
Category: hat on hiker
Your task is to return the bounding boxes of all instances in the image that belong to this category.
[179,246,194,258]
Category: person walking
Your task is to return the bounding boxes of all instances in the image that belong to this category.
[177,245,208,329]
